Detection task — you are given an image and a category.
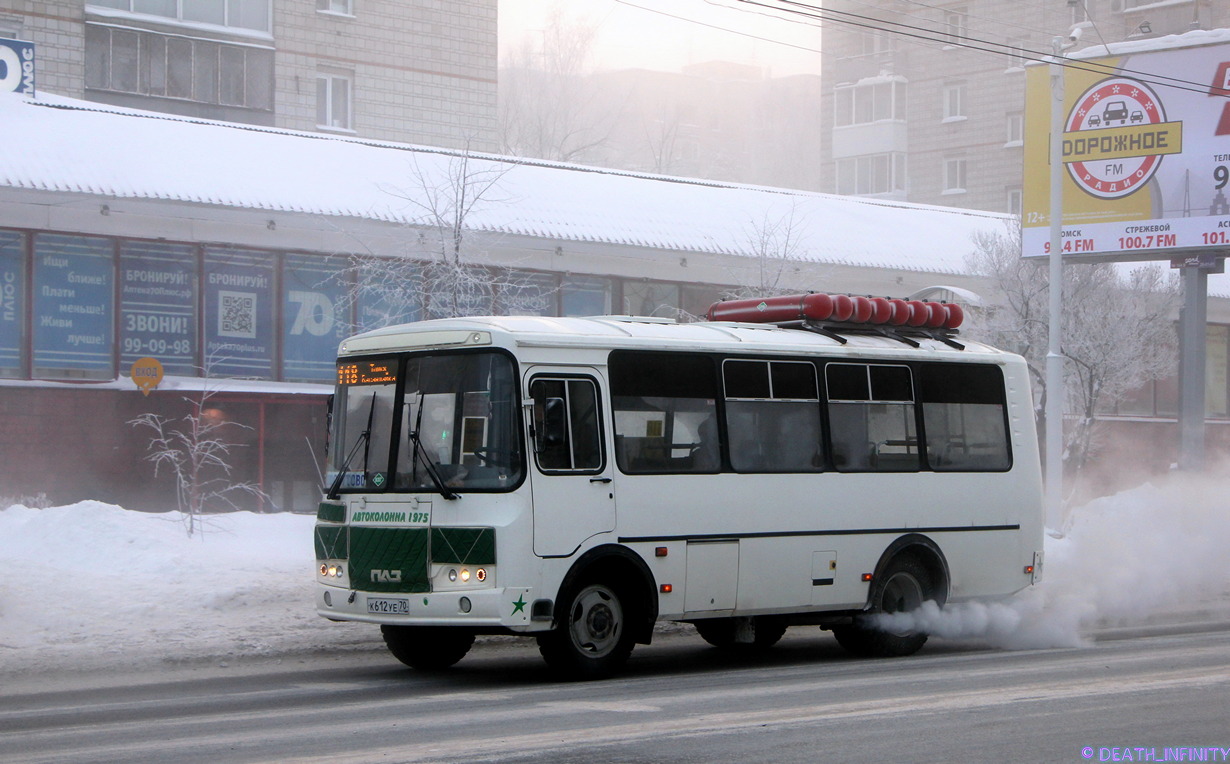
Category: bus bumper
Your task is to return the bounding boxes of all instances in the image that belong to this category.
[316,584,542,630]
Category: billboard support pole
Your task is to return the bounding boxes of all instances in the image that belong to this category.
[1045,39,1070,531]
[1177,265,1208,471]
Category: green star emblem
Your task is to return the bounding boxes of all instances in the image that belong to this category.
[511,594,527,615]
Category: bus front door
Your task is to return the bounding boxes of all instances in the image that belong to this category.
[528,371,616,557]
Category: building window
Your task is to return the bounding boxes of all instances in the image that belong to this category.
[943,8,968,45]
[942,82,966,121]
[943,157,968,194]
[1006,38,1029,69]
[85,23,273,110]
[836,153,907,196]
[1006,111,1023,145]
[87,0,272,33]
[1007,187,1022,216]
[316,71,353,131]
[835,79,906,127]
[317,0,354,14]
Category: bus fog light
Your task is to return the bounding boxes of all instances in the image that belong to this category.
[460,568,471,583]
[323,590,332,607]
[476,568,487,582]
[448,569,457,582]
[459,597,472,613]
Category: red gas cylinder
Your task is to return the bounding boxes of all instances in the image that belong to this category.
[850,296,874,323]
[943,303,965,329]
[869,297,893,324]
[905,300,929,327]
[830,294,854,322]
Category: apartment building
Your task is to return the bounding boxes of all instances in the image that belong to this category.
[0,0,498,150]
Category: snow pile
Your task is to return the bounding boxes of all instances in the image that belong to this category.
[0,502,376,675]
[877,474,1230,648]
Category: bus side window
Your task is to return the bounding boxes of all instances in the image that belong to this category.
[826,363,919,472]
[531,377,604,473]
[918,363,1012,471]
[724,359,823,473]
[609,351,719,474]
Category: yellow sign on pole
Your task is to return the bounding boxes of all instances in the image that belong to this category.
[130,357,164,396]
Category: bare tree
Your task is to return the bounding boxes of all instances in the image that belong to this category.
[966,223,1179,484]
[498,4,617,163]
[722,202,811,301]
[128,352,265,536]
[330,147,553,328]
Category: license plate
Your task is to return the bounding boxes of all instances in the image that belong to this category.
[367,597,410,615]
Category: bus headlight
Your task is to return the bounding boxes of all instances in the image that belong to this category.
[460,568,471,583]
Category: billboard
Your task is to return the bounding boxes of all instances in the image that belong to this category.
[0,39,34,95]
[1022,37,1230,259]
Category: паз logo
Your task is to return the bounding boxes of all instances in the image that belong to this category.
[1062,76,1182,200]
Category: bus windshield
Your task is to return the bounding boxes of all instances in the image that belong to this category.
[327,352,523,495]
[396,352,523,493]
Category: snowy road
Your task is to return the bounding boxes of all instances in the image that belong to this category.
[3,623,1230,763]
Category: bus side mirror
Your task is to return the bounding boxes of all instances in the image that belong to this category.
[535,397,567,453]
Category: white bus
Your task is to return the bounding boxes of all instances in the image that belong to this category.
[315,297,1044,679]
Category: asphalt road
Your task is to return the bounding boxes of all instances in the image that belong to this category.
[3,623,1229,764]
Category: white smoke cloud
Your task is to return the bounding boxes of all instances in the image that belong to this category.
[875,474,1230,649]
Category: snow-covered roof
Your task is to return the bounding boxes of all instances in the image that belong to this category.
[0,92,1009,276]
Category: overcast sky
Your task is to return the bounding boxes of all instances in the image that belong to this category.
[498,0,826,77]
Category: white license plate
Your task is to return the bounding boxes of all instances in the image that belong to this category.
[367,597,410,615]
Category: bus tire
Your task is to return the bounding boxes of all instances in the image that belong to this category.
[381,625,475,671]
[537,580,635,680]
[831,555,934,658]
[694,616,787,652]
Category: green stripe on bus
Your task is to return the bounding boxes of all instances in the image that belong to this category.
[350,527,430,593]
[314,524,348,560]
[431,527,496,565]
[316,501,345,523]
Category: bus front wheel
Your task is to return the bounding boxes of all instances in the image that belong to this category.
[538,581,635,680]
[831,555,935,658]
[381,625,475,671]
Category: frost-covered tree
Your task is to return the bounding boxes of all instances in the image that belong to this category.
[720,202,814,302]
[129,353,264,536]
[966,223,1179,482]
[330,147,552,327]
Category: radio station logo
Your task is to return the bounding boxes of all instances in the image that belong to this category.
[1062,77,1182,200]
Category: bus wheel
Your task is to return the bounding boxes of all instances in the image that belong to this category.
[381,625,475,671]
[538,581,635,680]
[832,555,933,658]
[695,616,787,652]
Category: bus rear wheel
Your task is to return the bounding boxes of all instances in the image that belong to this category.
[694,616,787,652]
[832,555,935,658]
[381,625,475,671]
[538,581,635,680]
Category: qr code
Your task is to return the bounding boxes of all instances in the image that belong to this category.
[218,291,257,339]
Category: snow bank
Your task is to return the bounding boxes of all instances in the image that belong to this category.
[3,477,1229,676]
[0,502,375,675]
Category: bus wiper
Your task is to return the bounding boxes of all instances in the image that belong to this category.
[325,391,377,500]
[407,392,460,501]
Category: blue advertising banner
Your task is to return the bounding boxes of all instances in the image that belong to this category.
[356,262,420,332]
[283,254,347,382]
[0,39,35,95]
[32,234,114,379]
[0,230,24,377]
[204,247,274,378]
[120,242,197,376]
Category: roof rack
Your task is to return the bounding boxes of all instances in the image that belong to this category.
[706,293,967,351]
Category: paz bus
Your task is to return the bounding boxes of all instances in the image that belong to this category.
[314,293,1044,679]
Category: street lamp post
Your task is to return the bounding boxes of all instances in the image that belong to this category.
[1045,36,1071,531]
